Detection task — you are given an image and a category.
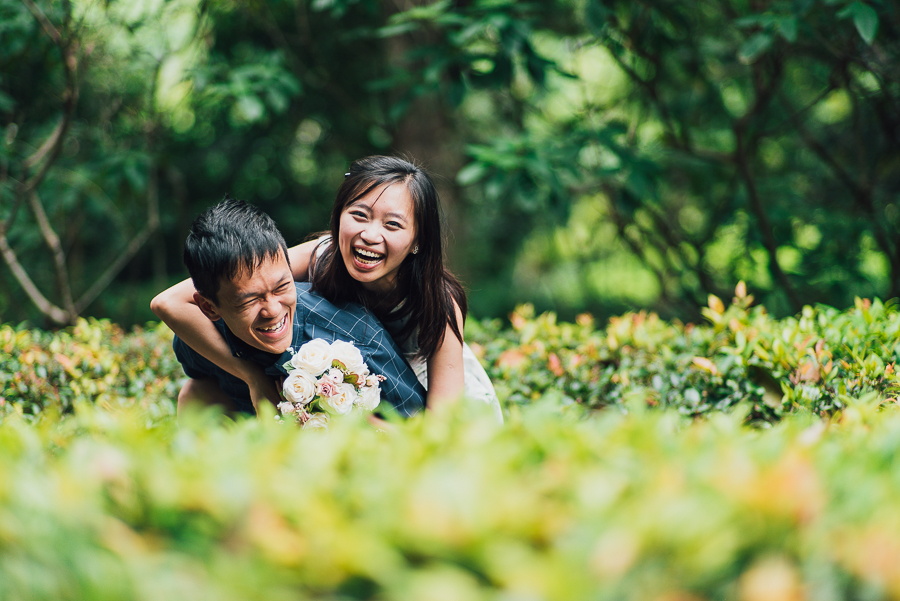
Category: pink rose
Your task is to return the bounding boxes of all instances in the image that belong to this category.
[317,377,338,398]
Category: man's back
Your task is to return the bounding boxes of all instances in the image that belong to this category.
[177,283,425,417]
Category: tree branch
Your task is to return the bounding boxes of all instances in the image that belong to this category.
[785,96,899,286]
[604,184,700,317]
[734,128,800,312]
[21,0,79,194]
[27,190,75,315]
[0,232,70,325]
[74,163,160,314]
[0,169,72,325]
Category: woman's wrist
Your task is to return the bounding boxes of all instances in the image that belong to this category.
[233,361,267,384]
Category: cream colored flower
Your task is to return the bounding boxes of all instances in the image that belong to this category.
[302,413,329,430]
[277,401,296,415]
[290,338,333,375]
[322,382,356,415]
[357,382,381,411]
[324,368,345,384]
[329,340,368,378]
[282,371,317,406]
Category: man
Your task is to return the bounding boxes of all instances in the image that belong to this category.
[155,197,426,418]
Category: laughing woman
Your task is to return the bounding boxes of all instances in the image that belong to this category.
[152,156,501,421]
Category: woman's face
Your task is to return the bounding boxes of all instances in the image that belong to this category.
[338,182,417,295]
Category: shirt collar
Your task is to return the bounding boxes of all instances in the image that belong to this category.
[217,282,308,374]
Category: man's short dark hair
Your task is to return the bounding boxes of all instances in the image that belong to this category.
[184,196,290,304]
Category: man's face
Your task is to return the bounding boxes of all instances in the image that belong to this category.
[196,252,296,354]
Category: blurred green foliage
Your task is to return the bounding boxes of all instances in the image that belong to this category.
[4,288,900,598]
[1,0,899,331]
[4,284,900,426]
[456,0,900,320]
[470,284,900,422]
[3,371,900,599]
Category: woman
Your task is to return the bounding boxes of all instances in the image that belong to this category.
[152,155,501,420]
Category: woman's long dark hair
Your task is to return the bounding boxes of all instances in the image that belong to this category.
[310,155,467,361]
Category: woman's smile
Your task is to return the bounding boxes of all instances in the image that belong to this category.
[352,247,385,267]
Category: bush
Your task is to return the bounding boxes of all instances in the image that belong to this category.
[0,318,179,423]
[467,286,900,422]
[1,397,900,600]
[3,288,900,599]
[4,286,900,425]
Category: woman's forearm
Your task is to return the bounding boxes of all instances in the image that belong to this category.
[425,309,466,407]
[288,240,320,282]
[150,279,259,382]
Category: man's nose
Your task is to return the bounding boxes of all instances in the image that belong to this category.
[260,294,280,317]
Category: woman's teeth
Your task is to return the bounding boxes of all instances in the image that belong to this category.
[355,248,383,264]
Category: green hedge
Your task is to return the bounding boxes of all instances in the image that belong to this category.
[468,289,900,421]
[4,290,900,599]
[4,287,900,423]
[0,319,179,422]
[2,397,900,600]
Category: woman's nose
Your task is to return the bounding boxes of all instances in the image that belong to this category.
[360,226,381,243]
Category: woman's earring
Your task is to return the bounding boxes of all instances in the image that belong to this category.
[412,245,419,254]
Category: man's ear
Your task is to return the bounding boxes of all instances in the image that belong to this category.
[193,292,222,322]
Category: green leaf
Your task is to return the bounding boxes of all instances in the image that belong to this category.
[738,33,773,64]
[776,17,798,42]
[846,1,879,44]
[236,94,265,122]
[585,0,612,35]
[0,90,14,113]
[457,162,488,186]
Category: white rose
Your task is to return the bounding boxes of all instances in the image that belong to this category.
[290,339,334,375]
[329,340,368,379]
[356,382,381,411]
[321,382,356,415]
[282,371,318,406]
[302,413,329,431]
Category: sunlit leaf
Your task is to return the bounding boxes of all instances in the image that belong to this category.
[738,33,773,64]
[838,1,879,44]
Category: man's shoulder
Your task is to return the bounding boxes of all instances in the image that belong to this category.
[294,282,382,345]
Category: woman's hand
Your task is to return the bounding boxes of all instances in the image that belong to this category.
[242,364,284,415]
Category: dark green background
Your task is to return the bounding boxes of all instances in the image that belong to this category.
[1,0,898,328]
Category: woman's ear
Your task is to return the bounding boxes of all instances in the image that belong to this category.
[193,292,222,322]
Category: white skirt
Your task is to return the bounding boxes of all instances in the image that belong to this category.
[408,342,503,424]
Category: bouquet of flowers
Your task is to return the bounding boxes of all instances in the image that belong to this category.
[278,338,383,430]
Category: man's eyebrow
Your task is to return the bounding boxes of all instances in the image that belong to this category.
[231,273,292,303]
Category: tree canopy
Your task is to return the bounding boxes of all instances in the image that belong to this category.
[1,0,898,327]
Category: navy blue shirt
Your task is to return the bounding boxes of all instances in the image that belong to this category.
[174,282,426,417]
